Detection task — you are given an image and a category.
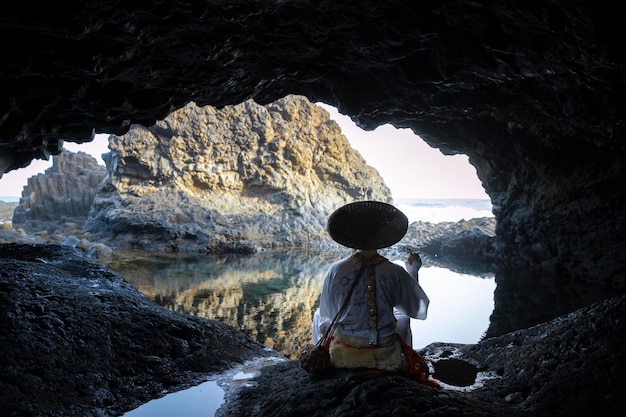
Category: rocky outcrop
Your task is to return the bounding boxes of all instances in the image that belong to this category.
[85,96,391,253]
[400,218,496,261]
[3,151,112,259]
[218,295,626,417]
[1,3,626,416]
[3,1,625,287]
[1,243,624,417]
[389,217,498,277]
[12,151,105,231]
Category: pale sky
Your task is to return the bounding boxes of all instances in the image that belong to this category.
[319,104,488,200]
[0,105,488,200]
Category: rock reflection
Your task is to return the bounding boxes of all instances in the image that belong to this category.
[486,267,615,338]
[105,250,339,359]
[105,251,621,360]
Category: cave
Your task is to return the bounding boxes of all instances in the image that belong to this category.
[1,1,625,416]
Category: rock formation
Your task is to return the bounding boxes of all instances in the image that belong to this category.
[0,201,17,225]
[0,244,282,417]
[1,2,625,416]
[12,151,105,231]
[85,95,391,253]
[1,1,624,288]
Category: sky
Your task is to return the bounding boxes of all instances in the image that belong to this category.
[0,104,488,200]
[318,104,488,200]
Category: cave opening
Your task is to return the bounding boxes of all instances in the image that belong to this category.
[317,103,490,203]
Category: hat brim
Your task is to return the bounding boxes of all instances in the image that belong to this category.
[327,201,408,249]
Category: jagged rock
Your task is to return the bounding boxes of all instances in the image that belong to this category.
[217,295,626,417]
[12,151,106,231]
[411,218,497,262]
[1,3,626,416]
[6,151,112,258]
[1,1,625,287]
[85,96,391,253]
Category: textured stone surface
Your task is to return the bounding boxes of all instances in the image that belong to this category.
[12,151,105,230]
[2,243,623,417]
[1,1,625,286]
[85,95,391,252]
[0,243,281,417]
[0,201,17,224]
[1,3,626,415]
[218,295,626,417]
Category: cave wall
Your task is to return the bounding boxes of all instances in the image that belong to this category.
[1,1,625,287]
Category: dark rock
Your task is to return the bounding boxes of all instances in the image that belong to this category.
[384,217,498,276]
[0,243,280,417]
[402,218,496,261]
[217,296,626,417]
[0,1,624,286]
[1,243,624,417]
[1,3,626,416]
[431,358,478,387]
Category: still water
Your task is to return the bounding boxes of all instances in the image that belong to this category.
[106,249,495,416]
[105,249,496,357]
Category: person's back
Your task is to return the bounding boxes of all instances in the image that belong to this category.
[321,250,427,337]
[306,200,441,388]
[318,249,428,371]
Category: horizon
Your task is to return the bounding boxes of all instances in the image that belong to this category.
[0,104,489,201]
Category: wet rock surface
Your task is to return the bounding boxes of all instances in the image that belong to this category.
[0,243,281,417]
[218,296,626,417]
[2,243,624,417]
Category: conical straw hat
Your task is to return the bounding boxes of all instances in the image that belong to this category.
[327,201,408,249]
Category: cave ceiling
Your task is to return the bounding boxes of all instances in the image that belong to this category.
[1,0,625,285]
[1,1,622,170]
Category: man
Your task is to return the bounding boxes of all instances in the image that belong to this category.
[312,200,430,372]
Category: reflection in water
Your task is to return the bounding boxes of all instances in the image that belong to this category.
[106,250,336,358]
[486,267,615,338]
[123,380,223,417]
[105,250,497,358]
[410,265,496,349]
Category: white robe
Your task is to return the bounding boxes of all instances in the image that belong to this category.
[312,250,429,346]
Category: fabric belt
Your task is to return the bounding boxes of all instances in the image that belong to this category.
[352,252,386,346]
[366,265,378,345]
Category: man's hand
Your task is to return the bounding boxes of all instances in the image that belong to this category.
[407,251,422,267]
[405,250,422,281]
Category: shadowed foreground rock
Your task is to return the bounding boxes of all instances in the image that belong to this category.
[1,243,624,417]
[0,243,280,417]
[218,296,626,417]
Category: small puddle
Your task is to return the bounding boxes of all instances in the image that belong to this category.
[122,355,285,417]
[432,358,478,387]
[122,380,224,417]
[423,346,501,391]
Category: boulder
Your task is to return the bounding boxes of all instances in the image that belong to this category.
[85,96,392,253]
